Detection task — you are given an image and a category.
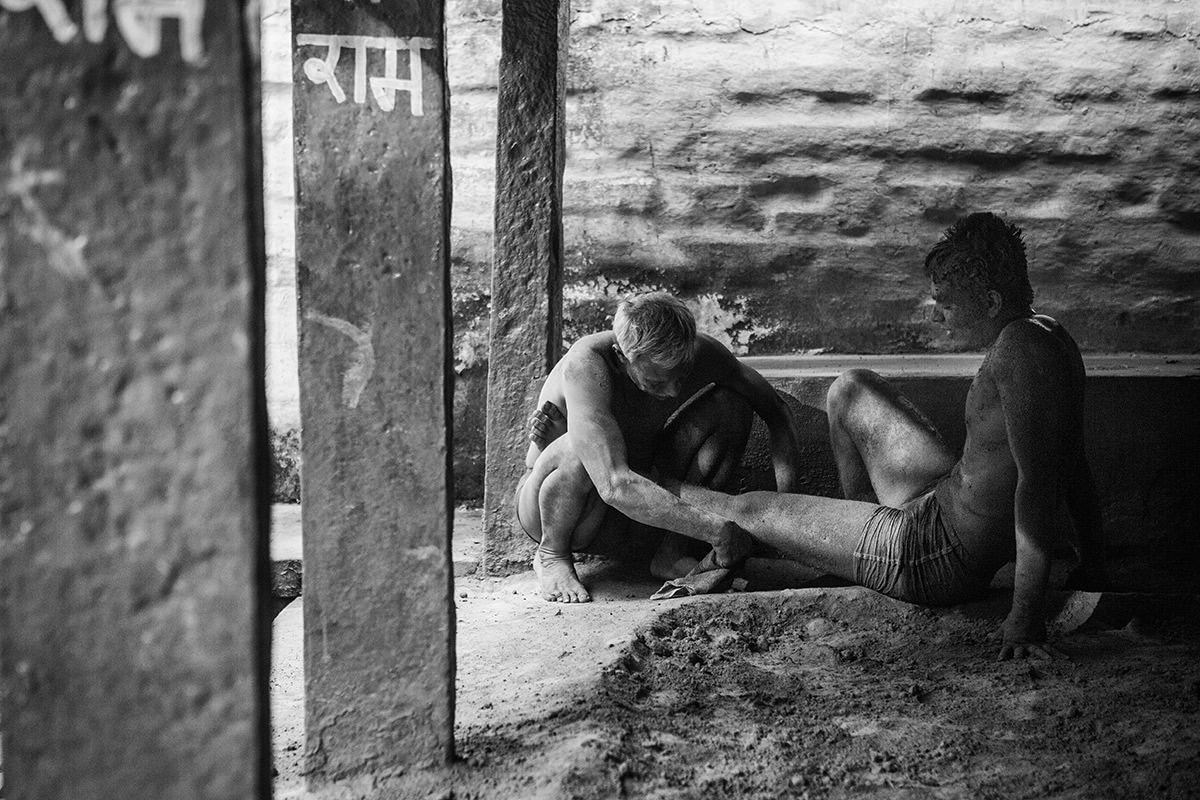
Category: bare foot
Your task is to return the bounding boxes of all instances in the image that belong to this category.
[533,546,591,603]
[712,521,753,568]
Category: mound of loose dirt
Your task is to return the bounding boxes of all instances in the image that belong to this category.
[450,588,1200,800]
[275,579,1200,799]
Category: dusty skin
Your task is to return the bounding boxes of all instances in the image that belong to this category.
[272,557,1200,800]
[534,545,590,604]
[516,293,802,606]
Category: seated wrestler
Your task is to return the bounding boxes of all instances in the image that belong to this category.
[662,213,1105,659]
[515,292,802,603]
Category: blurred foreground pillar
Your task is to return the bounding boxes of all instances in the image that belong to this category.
[0,1,271,798]
[483,0,569,574]
[291,0,455,785]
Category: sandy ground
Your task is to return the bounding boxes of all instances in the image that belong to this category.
[271,549,682,798]
[271,508,1200,800]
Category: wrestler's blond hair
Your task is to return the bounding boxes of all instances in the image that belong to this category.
[613,292,696,369]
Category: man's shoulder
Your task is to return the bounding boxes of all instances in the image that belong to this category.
[562,332,617,363]
[994,315,1074,353]
[567,330,616,352]
[559,332,618,382]
[695,333,735,355]
[987,315,1081,382]
[691,334,739,377]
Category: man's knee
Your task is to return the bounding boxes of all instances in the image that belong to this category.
[540,449,593,496]
[521,440,596,513]
[519,443,604,546]
[659,387,751,485]
[827,368,884,419]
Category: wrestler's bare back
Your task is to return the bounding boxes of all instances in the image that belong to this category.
[934,314,1088,570]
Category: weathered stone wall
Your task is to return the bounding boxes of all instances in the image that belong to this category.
[266,1,1200,500]
[450,0,1200,361]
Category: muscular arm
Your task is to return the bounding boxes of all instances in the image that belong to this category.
[561,349,740,552]
[995,327,1073,658]
[719,357,803,493]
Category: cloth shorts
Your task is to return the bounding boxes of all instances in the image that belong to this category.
[853,490,992,606]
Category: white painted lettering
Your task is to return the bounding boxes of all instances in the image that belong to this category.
[0,0,79,43]
[0,0,205,63]
[296,34,434,115]
[113,0,205,63]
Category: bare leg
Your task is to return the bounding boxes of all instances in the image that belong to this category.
[826,369,957,505]
[651,386,753,578]
[516,437,608,603]
[671,482,877,581]
[656,386,752,489]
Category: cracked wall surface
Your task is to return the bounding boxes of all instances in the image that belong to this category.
[448,0,1200,357]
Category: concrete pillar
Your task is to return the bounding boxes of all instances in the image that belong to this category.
[483,0,569,573]
[290,0,455,784]
[0,1,270,798]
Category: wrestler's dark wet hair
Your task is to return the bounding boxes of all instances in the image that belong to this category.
[924,212,1034,309]
[613,292,697,369]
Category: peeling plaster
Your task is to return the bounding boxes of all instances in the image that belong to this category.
[563,278,777,356]
[454,324,489,373]
[690,292,778,355]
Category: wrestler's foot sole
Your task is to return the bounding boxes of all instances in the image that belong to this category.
[534,546,591,603]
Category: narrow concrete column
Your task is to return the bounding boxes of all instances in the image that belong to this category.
[483,0,569,573]
[291,0,455,784]
[0,2,270,799]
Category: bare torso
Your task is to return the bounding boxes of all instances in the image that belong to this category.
[528,331,734,469]
[935,315,1088,572]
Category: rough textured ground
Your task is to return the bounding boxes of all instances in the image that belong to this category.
[272,551,1200,800]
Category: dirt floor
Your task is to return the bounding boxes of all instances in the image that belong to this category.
[271,518,1200,800]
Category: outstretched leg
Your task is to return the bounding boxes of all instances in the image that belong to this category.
[516,436,613,603]
[667,482,877,581]
[826,369,956,505]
